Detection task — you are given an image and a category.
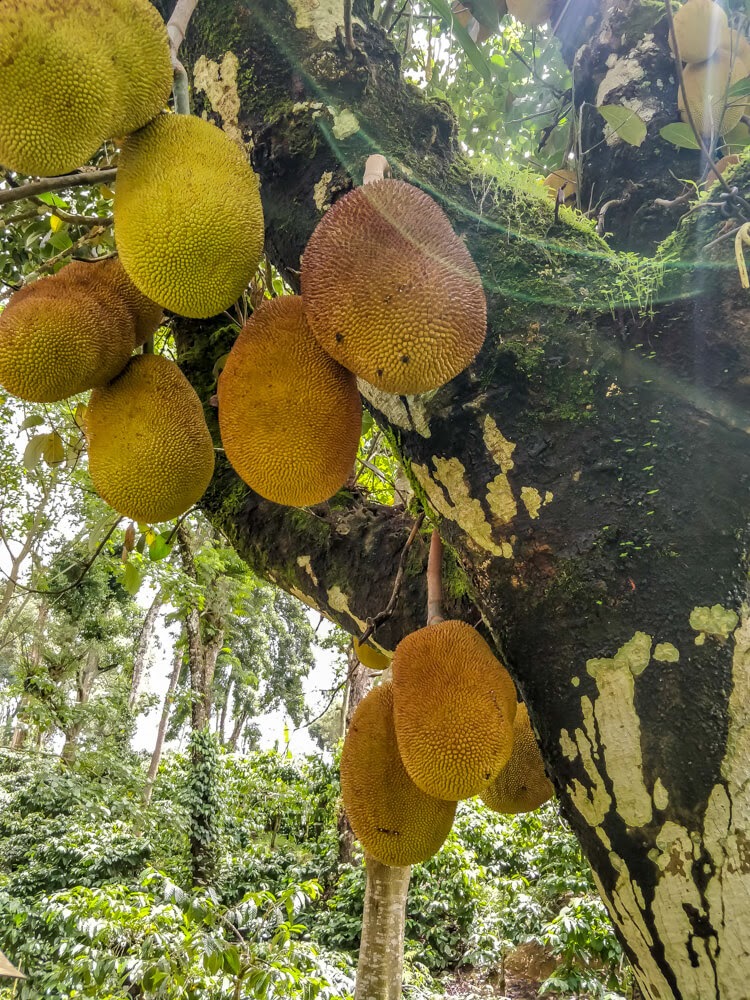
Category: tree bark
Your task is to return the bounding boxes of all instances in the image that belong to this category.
[128,590,162,713]
[10,600,48,749]
[143,644,183,808]
[355,858,411,1000]
[176,1,750,995]
[338,644,372,866]
[61,649,99,765]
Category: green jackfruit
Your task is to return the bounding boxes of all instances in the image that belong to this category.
[114,115,265,318]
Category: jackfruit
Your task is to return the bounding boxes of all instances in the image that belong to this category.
[85,354,215,523]
[0,259,160,403]
[0,0,117,176]
[670,0,729,63]
[480,703,554,814]
[507,0,551,27]
[340,682,457,866]
[114,115,265,319]
[105,0,172,136]
[354,637,391,672]
[218,296,362,507]
[678,49,745,136]
[301,179,486,395]
[542,168,578,203]
[722,27,750,75]
[392,620,517,801]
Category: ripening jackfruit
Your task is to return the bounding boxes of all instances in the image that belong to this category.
[340,682,457,866]
[670,0,729,63]
[392,620,517,801]
[480,703,554,814]
[678,49,745,136]
[354,637,391,672]
[114,115,265,319]
[507,0,551,27]
[0,0,117,176]
[542,168,577,203]
[105,0,172,136]
[86,354,215,523]
[0,260,160,403]
[301,180,486,395]
[218,296,362,507]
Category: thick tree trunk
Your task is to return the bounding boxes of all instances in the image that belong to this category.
[355,858,411,1000]
[143,645,183,808]
[177,1,750,995]
[128,591,162,713]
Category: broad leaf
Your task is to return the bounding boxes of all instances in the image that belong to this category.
[659,122,701,149]
[598,105,647,147]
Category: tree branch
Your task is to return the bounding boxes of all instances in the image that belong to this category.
[0,169,117,207]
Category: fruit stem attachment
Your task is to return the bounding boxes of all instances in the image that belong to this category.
[363,155,391,185]
[426,529,445,626]
[167,0,199,115]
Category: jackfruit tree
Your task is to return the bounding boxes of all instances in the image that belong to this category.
[3,0,750,995]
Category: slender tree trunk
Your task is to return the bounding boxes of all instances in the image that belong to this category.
[227,708,248,751]
[143,645,183,808]
[61,649,98,764]
[10,600,48,748]
[219,676,232,743]
[128,591,162,712]
[355,858,411,1000]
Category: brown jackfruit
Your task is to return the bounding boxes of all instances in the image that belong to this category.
[114,115,265,319]
[678,49,745,136]
[85,354,215,523]
[301,179,486,395]
[480,703,554,814]
[340,682,457,866]
[0,260,160,403]
[392,620,517,801]
[670,0,729,63]
[354,637,391,672]
[218,296,362,507]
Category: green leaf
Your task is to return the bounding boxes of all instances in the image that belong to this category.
[19,414,44,431]
[36,192,68,208]
[659,123,701,149]
[48,229,73,251]
[727,77,750,100]
[223,946,242,976]
[122,561,143,596]
[148,535,172,561]
[423,0,494,85]
[42,431,66,466]
[597,105,647,147]
[23,433,48,471]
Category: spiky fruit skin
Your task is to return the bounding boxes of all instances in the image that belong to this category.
[218,296,361,507]
[678,50,745,137]
[106,0,172,136]
[392,620,517,801]
[354,637,391,671]
[0,0,117,176]
[670,0,729,63]
[86,354,215,523]
[301,180,486,395]
[480,703,554,814]
[341,683,457,867]
[0,259,158,403]
[507,0,550,26]
[114,115,265,319]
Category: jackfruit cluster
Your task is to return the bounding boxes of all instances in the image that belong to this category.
[340,682,457,867]
[341,620,553,867]
[0,259,161,403]
[85,354,215,524]
[300,179,486,395]
[217,296,361,506]
[0,0,171,177]
[670,0,750,137]
[114,114,266,319]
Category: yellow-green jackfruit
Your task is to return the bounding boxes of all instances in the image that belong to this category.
[114,115,265,318]
[392,620,517,801]
[85,354,215,523]
[480,703,554,814]
[340,682,456,867]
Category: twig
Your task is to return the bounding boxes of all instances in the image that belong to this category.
[357,511,426,645]
[597,191,631,236]
[0,168,117,207]
[343,0,355,54]
[426,529,444,625]
[167,0,200,115]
